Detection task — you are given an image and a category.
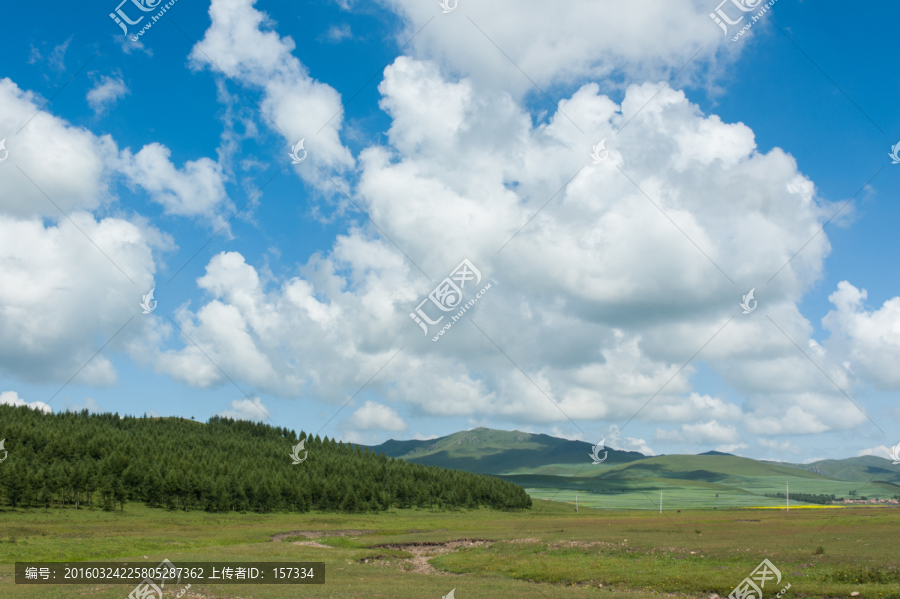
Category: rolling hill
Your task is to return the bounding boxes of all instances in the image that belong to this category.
[369,427,645,474]
[367,428,900,510]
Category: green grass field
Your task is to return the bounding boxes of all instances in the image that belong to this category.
[1,500,898,599]
[522,474,897,511]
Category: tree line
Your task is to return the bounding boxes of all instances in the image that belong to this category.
[0,405,532,513]
[765,492,841,505]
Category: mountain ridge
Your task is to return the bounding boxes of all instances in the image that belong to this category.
[365,427,900,484]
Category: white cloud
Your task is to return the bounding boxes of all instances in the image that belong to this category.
[0,212,165,385]
[0,78,120,218]
[655,421,739,445]
[646,393,742,423]
[0,390,52,413]
[188,0,354,184]
[86,74,130,114]
[119,143,233,227]
[822,281,900,389]
[757,437,801,454]
[48,38,71,72]
[380,0,732,97]
[320,24,352,43]
[219,397,271,421]
[342,400,407,432]
[0,78,182,386]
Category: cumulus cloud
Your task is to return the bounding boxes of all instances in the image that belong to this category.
[0,78,119,218]
[188,0,353,184]
[646,393,742,423]
[0,212,165,385]
[119,143,233,227]
[139,47,867,444]
[380,0,733,97]
[86,74,130,114]
[757,437,801,454]
[655,421,739,445]
[342,400,407,432]
[822,281,900,390]
[0,390,52,413]
[0,77,175,386]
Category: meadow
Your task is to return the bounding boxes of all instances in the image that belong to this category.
[1,500,898,599]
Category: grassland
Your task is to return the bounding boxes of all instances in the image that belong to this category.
[1,501,898,599]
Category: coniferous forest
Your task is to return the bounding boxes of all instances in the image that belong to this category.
[0,405,532,513]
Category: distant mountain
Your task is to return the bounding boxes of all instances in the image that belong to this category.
[367,429,900,492]
[367,428,645,474]
[769,455,900,484]
[607,454,831,482]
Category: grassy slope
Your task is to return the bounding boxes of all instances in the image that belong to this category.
[368,428,645,474]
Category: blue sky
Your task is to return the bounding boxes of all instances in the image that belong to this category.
[0,0,898,463]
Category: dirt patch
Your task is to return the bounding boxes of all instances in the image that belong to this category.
[507,537,541,544]
[271,529,373,542]
[364,538,494,575]
[291,541,333,549]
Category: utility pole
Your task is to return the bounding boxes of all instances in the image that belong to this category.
[575,492,578,513]
[786,482,789,511]
[660,490,662,513]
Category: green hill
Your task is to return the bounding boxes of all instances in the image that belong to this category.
[369,427,645,474]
